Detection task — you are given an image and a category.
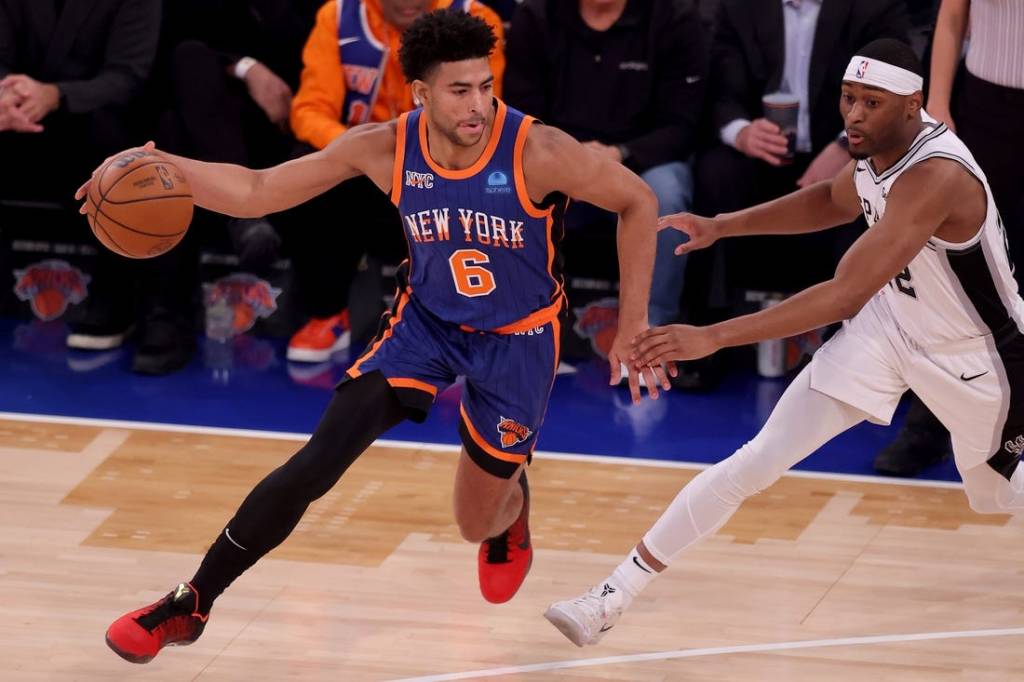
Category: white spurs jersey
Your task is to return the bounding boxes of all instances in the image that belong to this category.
[853,115,1024,349]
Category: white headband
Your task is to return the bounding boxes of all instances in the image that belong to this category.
[843,56,923,95]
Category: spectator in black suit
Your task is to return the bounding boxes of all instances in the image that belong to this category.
[697,0,911,296]
[0,0,161,364]
[0,0,161,200]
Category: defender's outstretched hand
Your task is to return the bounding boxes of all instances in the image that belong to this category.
[610,321,673,405]
[657,213,719,256]
[631,324,721,368]
[74,141,161,212]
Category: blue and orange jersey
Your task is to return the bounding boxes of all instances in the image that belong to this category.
[390,99,568,333]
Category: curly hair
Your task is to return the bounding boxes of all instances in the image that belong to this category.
[399,9,497,83]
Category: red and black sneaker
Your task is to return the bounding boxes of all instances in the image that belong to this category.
[478,473,532,604]
[105,582,208,664]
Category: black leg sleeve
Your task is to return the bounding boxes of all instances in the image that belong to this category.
[190,371,409,613]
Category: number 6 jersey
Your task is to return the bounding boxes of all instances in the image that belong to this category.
[854,113,1024,349]
[390,99,568,333]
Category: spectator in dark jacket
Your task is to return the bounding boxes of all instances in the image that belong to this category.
[504,0,708,335]
[0,0,161,369]
[697,0,911,296]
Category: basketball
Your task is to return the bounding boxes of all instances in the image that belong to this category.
[85,150,193,259]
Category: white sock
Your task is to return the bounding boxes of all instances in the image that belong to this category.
[608,547,658,600]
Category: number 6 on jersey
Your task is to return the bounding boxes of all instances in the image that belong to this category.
[449,248,497,297]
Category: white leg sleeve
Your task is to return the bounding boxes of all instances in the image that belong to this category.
[642,366,869,566]
[960,458,1024,514]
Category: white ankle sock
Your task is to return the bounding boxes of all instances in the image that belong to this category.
[609,547,658,600]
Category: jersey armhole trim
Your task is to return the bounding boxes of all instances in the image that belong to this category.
[513,117,553,219]
[390,112,409,206]
[919,152,989,251]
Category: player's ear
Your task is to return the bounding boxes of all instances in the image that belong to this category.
[411,80,428,108]
[907,91,924,119]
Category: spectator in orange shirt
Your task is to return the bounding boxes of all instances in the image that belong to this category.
[283,0,506,364]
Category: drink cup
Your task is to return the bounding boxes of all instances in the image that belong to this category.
[762,92,799,163]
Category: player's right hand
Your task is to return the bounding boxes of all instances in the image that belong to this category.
[74,141,158,212]
[658,213,719,256]
[609,321,672,405]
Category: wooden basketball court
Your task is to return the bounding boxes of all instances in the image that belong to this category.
[2,414,1023,680]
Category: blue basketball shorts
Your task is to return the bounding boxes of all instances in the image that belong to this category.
[342,291,562,479]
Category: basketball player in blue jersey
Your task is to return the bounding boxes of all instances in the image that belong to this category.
[546,39,1024,647]
[80,10,669,663]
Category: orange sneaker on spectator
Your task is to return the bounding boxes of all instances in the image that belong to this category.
[286,311,351,362]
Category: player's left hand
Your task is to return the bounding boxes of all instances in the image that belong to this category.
[630,324,720,368]
[609,322,672,405]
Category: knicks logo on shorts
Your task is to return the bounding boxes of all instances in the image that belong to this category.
[497,417,533,449]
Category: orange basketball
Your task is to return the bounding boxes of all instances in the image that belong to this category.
[85,151,193,259]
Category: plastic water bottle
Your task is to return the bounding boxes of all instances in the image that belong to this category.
[757,299,786,378]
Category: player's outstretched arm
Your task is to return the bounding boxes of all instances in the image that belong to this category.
[631,159,967,368]
[75,123,393,218]
[523,124,665,404]
[658,160,863,252]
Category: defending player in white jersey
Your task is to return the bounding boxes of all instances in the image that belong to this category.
[545,38,1024,647]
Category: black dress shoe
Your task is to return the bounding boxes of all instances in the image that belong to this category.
[874,396,952,477]
[132,309,195,376]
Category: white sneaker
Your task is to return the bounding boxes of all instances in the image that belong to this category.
[544,582,628,647]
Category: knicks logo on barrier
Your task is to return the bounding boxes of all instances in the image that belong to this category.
[497,416,533,449]
[13,259,90,321]
[405,171,434,189]
[573,297,619,359]
[203,273,281,341]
